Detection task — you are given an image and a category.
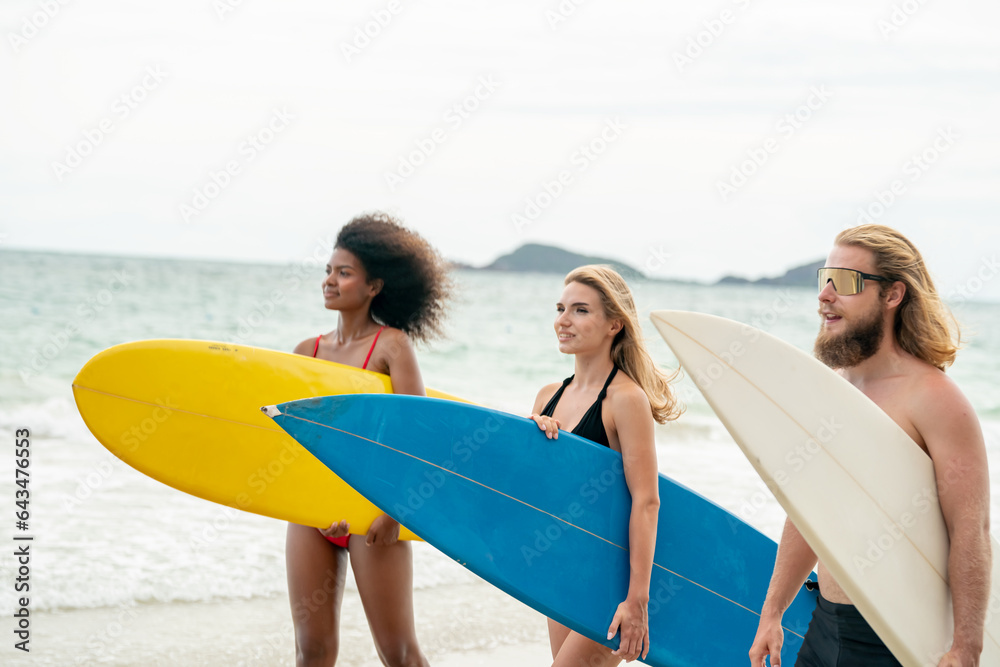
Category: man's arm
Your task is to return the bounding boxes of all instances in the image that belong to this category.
[749,517,818,667]
[916,374,991,666]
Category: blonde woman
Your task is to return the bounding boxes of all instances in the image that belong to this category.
[529,265,682,666]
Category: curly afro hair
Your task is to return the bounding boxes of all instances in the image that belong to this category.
[335,212,452,343]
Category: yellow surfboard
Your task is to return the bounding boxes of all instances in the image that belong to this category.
[72,339,466,540]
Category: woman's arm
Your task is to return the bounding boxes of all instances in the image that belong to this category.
[367,329,424,545]
[379,329,425,397]
[608,386,660,662]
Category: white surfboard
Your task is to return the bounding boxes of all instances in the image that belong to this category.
[650,310,1000,667]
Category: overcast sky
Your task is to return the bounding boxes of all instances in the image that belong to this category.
[1,0,997,300]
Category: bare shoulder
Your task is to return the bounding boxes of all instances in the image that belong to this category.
[905,361,985,467]
[605,372,656,460]
[375,326,412,351]
[532,381,565,414]
[370,326,415,373]
[607,372,652,415]
[909,363,975,419]
[377,325,408,343]
[292,335,318,357]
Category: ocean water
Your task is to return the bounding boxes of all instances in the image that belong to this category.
[0,249,998,616]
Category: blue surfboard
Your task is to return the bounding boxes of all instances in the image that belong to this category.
[265,394,816,666]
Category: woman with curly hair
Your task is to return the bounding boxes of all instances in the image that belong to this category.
[529,265,682,667]
[286,212,451,667]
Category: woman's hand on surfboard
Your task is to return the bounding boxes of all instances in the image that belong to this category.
[529,414,561,440]
[318,520,351,539]
[365,514,401,546]
[608,595,649,661]
[748,611,783,667]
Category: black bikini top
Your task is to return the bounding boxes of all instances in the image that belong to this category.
[540,366,618,448]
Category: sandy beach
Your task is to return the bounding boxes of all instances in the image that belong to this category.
[8,581,551,666]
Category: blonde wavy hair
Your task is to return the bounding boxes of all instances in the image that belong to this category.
[835,225,961,370]
[564,265,683,423]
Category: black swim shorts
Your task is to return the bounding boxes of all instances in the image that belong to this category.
[795,595,903,667]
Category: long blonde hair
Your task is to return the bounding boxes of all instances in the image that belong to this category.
[835,225,960,370]
[564,265,683,423]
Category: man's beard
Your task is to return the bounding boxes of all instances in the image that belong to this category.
[814,301,885,369]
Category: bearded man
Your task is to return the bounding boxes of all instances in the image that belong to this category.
[749,225,991,667]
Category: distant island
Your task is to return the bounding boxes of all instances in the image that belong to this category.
[715,259,824,288]
[464,243,821,288]
[480,243,644,280]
